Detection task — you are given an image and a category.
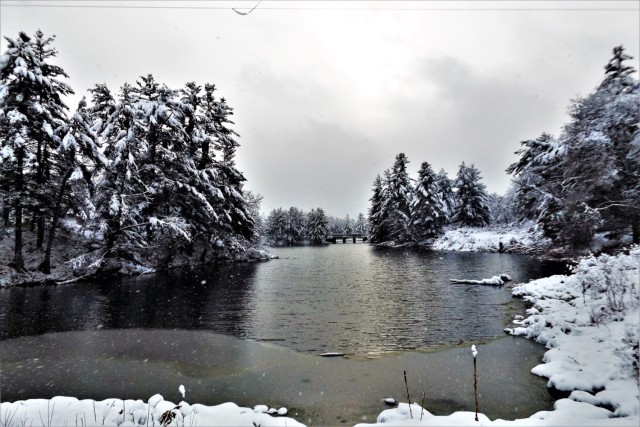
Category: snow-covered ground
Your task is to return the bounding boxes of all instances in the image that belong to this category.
[356,246,640,426]
[431,225,550,254]
[2,248,638,426]
[0,395,303,427]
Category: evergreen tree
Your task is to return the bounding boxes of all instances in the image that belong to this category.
[286,206,306,245]
[307,207,329,244]
[0,30,73,270]
[265,208,287,245]
[368,174,388,242]
[354,212,367,234]
[411,161,446,240]
[39,97,107,273]
[343,214,353,234]
[386,153,413,242]
[452,162,492,227]
[507,133,565,232]
[435,169,456,224]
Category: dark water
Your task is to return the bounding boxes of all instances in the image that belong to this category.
[0,245,566,356]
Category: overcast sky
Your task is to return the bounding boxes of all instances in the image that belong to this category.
[1,1,639,217]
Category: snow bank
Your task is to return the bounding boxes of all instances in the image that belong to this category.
[357,247,639,426]
[431,225,549,254]
[0,395,304,427]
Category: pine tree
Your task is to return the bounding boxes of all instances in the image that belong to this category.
[368,174,388,242]
[386,153,413,242]
[307,207,329,244]
[39,97,107,273]
[411,161,446,240]
[435,169,456,224]
[354,212,367,234]
[265,208,288,245]
[286,206,306,245]
[0,30,73,270]
[452,162,492,227]
[507,133,565,233]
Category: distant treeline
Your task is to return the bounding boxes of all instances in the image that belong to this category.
[263,207,367,245]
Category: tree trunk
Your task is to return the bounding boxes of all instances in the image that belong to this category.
[36,213,45,249]
[13,152,25,271]
[2,205,10,226]
[633,216,640,245]
[40,169,72,274]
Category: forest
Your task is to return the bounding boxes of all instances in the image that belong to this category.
[0,30,261,280]
[366,46,639,256]
[1,31,638,283]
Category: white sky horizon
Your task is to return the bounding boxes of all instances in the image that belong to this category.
[1,0,638,218]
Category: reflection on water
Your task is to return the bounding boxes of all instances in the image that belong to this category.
[0,245,566,355]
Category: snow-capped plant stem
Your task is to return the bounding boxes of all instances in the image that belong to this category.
[472,346,479,422]
[403,370,413,419]
[420,391,426,421]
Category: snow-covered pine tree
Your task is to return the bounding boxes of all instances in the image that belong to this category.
[88,83,156,265]
[452,162,492,227]
[265,208,288,245]
[559,46,639,246]
[39,97,108,273]
[0,30,73,269]
[286,206,306,245]
[410,161,446,240]
[507,133,565,238]
[435,169,456,224]
[306,207,329,244]
[386,153,413,242]
[198,83,256,244]
[343,214,353,234]
[354,212,367,234]
[368,174,388,243]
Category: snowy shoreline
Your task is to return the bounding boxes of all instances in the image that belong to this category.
[356,246,640,426]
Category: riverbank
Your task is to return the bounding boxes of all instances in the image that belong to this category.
[0,227,273,287]
[357,246,640,426]
[431,225,550,254]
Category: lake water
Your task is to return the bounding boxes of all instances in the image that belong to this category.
[0,244,568,424]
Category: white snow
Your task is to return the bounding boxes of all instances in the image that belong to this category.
[432,225,549,253]
[0,395,304,427]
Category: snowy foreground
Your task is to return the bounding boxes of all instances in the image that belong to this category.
[0,395,303,427]
[2,248,638,426]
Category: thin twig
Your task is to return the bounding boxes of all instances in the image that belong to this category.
[403,370,413,419]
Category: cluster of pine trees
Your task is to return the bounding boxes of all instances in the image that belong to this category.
[0,31,258,275]
[368,153,491,244]
[507,46,639,253]
[264,207,368,245]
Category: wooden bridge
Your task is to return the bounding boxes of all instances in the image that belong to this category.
[325,233,368,244]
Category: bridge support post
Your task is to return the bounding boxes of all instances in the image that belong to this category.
[342,237,347,244]
[353,236,356,243]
